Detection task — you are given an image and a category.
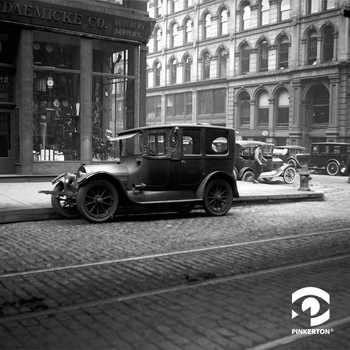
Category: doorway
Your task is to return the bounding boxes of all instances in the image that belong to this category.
[0,110,15,173]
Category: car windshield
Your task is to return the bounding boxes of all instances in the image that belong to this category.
[273,148,288,156]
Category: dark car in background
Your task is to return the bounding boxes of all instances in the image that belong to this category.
[273,145,306,168]
[296,142,350,176]
[42,125,239,222]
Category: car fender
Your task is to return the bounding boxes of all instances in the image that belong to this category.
[238,167,256,180]
[288,157,302,168]
[77,172,129,202]
[196,171,239,199]
[327,159,341,167]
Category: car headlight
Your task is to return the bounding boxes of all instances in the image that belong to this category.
[65,173,76,184]
[77,165,86,179]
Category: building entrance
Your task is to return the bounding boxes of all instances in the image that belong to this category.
[0,110,15,173]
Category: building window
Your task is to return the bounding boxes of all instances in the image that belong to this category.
[306,84,329,125]
[261,0,270,26]
[220,8,228,35]
[92,41,136,161]
[322,25,334,63]
[202,51,210,80]
[168,0,174,14]
[166,92,192,122]
[280,0,291,20]
[257,91,269,126]
[169,22,178,48]
[146,96,162,125]
[218,48,228,78]
[277,36,289,69]
[33,32,80,162]
[276,90,289,126]
[184,19,193,44]
[307,30,318,65]
[242,5,251,30]
[198,89,226,115]
[323,0,335,10]
[306,0,320,14]
[154,61,161,86]
[154,28,162,52]
[238,91,251,126]
[203,13,211,39]
[240,43,250,74]
[183,55,192,82]
[169,57,177,84]
[258,40,269,72]
[155,0,162,17]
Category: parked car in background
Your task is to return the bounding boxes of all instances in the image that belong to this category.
[234,140,296,184]
[296,142,350,176]
[41,125,239,222]
[272,145,306,168]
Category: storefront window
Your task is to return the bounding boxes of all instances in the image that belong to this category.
[33,33,80,161]
[92,41,136,161]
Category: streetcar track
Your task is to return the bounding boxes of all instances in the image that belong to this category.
[1,227,350,279]
[0,253,349,323]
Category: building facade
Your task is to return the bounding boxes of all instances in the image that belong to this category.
[0,0,154,174]
[146,0,350,148]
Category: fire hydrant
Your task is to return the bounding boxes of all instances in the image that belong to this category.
[299,164,312,191]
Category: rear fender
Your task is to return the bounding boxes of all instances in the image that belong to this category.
[196,171,239,199]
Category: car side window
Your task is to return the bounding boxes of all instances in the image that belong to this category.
[182,129,201,155]
[147,133,166,156]
[206,130,229,155]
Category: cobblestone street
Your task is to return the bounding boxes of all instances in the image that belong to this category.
[0,175,350,349]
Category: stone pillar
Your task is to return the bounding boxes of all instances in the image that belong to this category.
[138,45,147,127]
[161,93,166,124]
[18,30,33,174]
[332,33,338,62]
[268,45,277,71]
[250,49,258,73]
[192,90,197,123]
[268,97,275,131]
[289,80,303,144]
[301,39,307,66]
[80,39,92,162]
[316,37,322,63]
[250,99,256,129]
[328,75,340,128]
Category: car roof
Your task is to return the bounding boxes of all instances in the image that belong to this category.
[274,145,305,149]
[236,140,274,147]
[118,124,234,136]
[312,142,350,146]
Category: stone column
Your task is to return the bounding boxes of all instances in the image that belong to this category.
[18,30,33,174]
[332,33,338,62]
[301,39,307,65]
[250,99,256,129]
[316,37,322,63]
[192,90,197,123]
[138,45,147,127]
[250,49,258,73]
[289,80,303,144]
[268,97,275,131]
[80,39,92,162]
[161,93,166,124]
[328,75,340,128]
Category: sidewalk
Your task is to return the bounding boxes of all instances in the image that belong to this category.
[0,179,324,224]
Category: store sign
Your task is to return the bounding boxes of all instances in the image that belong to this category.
[0,0,154,44]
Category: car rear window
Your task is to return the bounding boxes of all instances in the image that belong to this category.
[206,129,228,155]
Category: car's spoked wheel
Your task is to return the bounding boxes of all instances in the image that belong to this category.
[241,170,256,182]
[51,183,79,219]
[326,161,340,176]
[283,166,296,184]
[203,179,233,216]
[77,180,118,223]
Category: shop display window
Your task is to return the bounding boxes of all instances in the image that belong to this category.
[92,41,136,161]
[33,71,80,161]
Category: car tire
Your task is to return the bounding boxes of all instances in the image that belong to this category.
[51,183,79,219]
[283,166,296,184]
[203,179,233,216]
[326,161,340,176]
[241,170,256,182]
[77,179,119,223]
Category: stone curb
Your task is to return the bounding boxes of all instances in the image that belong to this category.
[0,192,324,224]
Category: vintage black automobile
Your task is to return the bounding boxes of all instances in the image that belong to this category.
[272,145,306,168]
[42,125,239,222]
[296,142,350,176]
[234,140,296,184]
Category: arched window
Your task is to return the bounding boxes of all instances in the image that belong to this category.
[242,5,251,30]
[306,84,329,124]
[183,55,192,82]
[322,25,334,63]
[240,43,250,74]
[154,28,162,52]
[218,48,228,78]
[276,90,289,126]
[169,57,177,84]
[169,23,178,48]
[238,91,251,125]
[203,13,211,39]
[257,91,269,126]
[154,61,161,87]
[280,0,291,21]
[307,29,318,65]
[168,0,174,14]
[220,8,228,35]
[277,35,289,69]
[184,19,193,44]
[202,51,210,79]
[261,0,270,26]
[258,40,269,72]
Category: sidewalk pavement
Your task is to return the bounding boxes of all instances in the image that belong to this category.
[0,179,324,224]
